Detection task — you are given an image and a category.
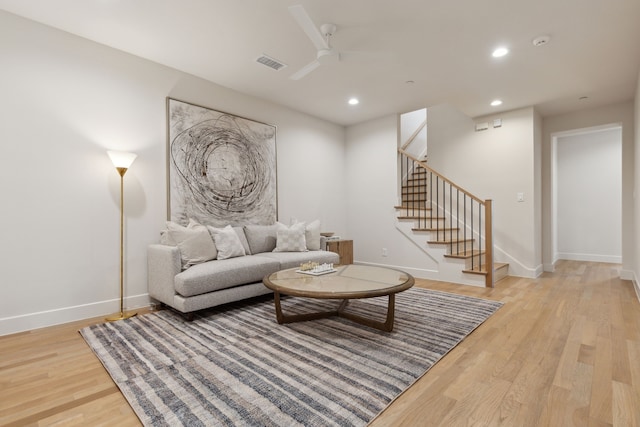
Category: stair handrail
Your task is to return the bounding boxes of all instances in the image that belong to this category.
[398,147,494,287]
[400,119,427,151]
[398,147,485,204]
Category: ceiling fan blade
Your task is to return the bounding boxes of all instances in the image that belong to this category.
[289,59,321,80]
[288,5,328,51]
[340,50,395,61]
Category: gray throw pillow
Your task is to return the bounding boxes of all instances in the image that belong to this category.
[243,224,279,254]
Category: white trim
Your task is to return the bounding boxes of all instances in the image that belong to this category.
[543,262,556,273]
[620,269,634,281]
[550,124,623,277]
[493,244,540,278]
[355,260,486,287]
[0,294,151,337]
[355,260,438,277]
[620,270,640,303]
[533,264,544,277]
[556,253,622,264]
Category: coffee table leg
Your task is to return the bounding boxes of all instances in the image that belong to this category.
[273,293,397,331]
[274,291,285,324]
[273,293,338,324]
[338,294,396,332]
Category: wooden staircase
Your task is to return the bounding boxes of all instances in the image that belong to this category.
[396,152,509,287]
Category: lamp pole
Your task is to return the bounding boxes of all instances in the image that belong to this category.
[106,151,137,321]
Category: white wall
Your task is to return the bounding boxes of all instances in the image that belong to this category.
[345,114,440,277]
[400,108,426,159]
[427,105,541,277]
[345,105,541,280]
[0,11,346,335]
[542,101,634,275]
[556,129,622,262]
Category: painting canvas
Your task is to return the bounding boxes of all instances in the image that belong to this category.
[167,98,277,227]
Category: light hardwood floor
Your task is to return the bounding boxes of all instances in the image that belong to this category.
[1,261,638,426]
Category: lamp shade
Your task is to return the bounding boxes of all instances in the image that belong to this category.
[107,150,137,169]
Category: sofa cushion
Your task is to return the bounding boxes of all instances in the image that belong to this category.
[207,225,246,260]
[256,250,339,270]
[166,220,218,268]
[291,218,321,251]
[273,228,308,252]
[243,224,279,254]
[174,255,280,297]
[304,219,321,251]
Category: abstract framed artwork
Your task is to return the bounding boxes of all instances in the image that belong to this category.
[166,98,277,227]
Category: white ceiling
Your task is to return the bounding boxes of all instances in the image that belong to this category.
[1,0,639,126]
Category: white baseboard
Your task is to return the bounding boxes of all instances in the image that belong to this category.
[492,245,540,278]
[354,260,486,287]
[620,270,640,303]
[556,252,622,264]
[0,294,151,337]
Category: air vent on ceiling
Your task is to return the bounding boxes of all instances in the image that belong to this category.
[256,54,287,71]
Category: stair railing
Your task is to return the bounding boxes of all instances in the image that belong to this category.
[398,148,494,287]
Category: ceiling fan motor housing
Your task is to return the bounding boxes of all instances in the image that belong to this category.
[317,48,339,63]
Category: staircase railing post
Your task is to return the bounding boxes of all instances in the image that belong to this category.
[484,199,494,288]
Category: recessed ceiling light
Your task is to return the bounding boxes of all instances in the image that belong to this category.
[492,47,509,58]
[348,98,359,105]
[490,99,503,107]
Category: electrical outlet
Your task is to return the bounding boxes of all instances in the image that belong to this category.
[382,248,388,257]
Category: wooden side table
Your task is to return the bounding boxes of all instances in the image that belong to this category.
[326,239,353,265]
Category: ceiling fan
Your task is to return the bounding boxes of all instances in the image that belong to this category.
[288,5,341,80]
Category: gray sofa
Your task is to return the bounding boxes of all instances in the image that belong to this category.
[148,223,339,317]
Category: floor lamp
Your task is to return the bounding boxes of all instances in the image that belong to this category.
[106,150,137,321]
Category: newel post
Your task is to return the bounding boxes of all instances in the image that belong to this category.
[484,199,494,288]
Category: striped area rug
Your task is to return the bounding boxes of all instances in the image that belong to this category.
[81,287,502,426]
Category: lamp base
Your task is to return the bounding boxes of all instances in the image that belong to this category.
[105,311,137,322]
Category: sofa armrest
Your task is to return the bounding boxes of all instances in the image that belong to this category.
[147,244,181,306]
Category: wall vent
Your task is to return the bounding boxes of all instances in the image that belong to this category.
[256,54,287,71]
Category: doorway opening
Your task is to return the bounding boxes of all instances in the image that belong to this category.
[550,124,622,266]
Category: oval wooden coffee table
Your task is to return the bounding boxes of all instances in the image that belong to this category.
[263,264,414,332]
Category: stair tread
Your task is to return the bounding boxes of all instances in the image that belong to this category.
[444,250,485,259]
[463,262,509,275]
[412,227,459,232]
[397,216,446,221]
[394,206,432,211]
[428,238,474,244]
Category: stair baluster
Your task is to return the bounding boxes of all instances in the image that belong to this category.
[397,148,498,287]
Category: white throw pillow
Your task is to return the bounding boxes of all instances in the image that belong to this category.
[166,220,218,268]
[290,219,321,251]
[273,227,308,252]
[208,225,246,260]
